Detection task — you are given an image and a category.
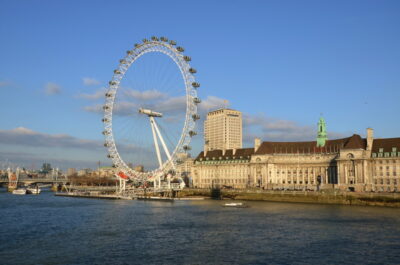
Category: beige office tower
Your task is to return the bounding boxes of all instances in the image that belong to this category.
[204,108,242,151]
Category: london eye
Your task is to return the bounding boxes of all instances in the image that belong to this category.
[102,36,200,184]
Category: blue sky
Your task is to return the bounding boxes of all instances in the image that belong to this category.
[0,0,399,170]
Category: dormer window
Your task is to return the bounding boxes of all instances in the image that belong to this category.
[379,148,384,153]
[393,147,397,152]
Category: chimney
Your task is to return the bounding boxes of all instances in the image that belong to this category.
[367,128,374,151]
[254,138,261,152]
[222,148,226,156]
[233,148,237,156]
[204,143,208,157]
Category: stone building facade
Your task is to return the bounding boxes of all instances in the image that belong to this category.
[192,127,400,192]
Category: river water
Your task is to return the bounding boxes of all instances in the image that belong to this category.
[0,189,399,265]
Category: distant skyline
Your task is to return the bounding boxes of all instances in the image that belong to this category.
[1,0,399,170]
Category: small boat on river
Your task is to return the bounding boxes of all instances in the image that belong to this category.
[222,202,249,208]
[27,186,41,195]
[12,188,27,195]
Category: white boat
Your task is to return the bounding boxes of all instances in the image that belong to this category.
[12,188,27,195]
[27,186,41,194]
[222,202,249,208]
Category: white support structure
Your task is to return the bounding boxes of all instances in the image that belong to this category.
[152,117,173,166]
[118,176,126,194]
[145,111,174,190]
[150,117,163,168]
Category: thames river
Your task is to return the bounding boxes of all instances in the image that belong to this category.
[0,190,399,265]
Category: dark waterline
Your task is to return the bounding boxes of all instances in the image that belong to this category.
[0,189,400,265]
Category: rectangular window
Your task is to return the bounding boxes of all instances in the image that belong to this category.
[379,148,384,153]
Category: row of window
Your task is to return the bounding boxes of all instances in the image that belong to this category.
[372,152,400,158]
[374,178,398,185]
[200,179,247,184]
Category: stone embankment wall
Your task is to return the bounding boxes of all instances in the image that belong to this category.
[180,189,400,207]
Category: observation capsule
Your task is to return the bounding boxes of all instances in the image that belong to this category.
[134,43,140,48]
[138,108,163,117]
[114,70,121,74]
[104,142,109,147]
[183,145,191,151]
[192,82,200,88]
[109,81,117,86]
[103,105,110,110]
[183,56,191,62]
[142,38,149,43]
[107,154,114,158]
[160,36,168,42]
[192,114,200,120]
[102,130,110,135]
[189,130,197,137]
[119,59,127,64]
[169,40,176,45]
[102,118,109,123]
[189,68,197,74]
[105,93,112,98]
[176,46,184,52]
[193,97,201,104]
[151,36,159,41]
[126,50,133,55]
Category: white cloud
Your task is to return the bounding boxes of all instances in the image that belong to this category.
[243,113,347,143]
[77,88,107,100]
[0,81,11,87]
[0,127,152,159]
[45,82,61,95]
[198,96,229,113]
[0,127,102,149]
[83,77,100,86]
[124,89,167,100]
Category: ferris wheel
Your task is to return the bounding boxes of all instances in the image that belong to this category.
[102,36,201,182]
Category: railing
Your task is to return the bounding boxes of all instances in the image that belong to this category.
[0,177,67,183]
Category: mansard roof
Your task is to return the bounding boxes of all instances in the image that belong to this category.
[371,137,400,153]
[254,134,367,155]
[195,148,254,161]
[342,134,367,149]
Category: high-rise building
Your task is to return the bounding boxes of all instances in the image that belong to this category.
[66,168,76,177]
[204,108,242,151]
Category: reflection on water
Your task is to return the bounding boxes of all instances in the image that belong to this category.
[0,189,399,265]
